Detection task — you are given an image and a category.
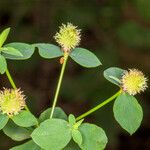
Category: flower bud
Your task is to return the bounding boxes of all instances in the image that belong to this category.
[0,88,26,116]
[121,69,148,95]
[54,23,81,52]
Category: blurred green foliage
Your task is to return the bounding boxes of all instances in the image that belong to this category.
[118,21,150,48]
[0,0,150,149]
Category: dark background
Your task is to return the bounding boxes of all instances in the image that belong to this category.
[0,0,150,149]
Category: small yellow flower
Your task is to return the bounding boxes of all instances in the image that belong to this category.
[121,69,148,95]
[0,88,26,116]
[54,23,81,52]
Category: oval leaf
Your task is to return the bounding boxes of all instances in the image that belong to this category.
[0,54,7,74]
[3,42,35,60]
[70,48,101,68]
[12,110,38,127]
[39,107,67,123]
[72,129,82,146]
[1,47,23,56]
[31,119,71,150]
[34,43,63,59]
[68,114,76,126]
[10,140,41,150]
[0,27,10,47]
[3,121,31,141]
[104,67,125,86]
[0,113,9,130]
[113,93,143,135]
[79,123,108,150]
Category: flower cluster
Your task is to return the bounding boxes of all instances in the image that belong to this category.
[0,88,26,116]
[54,23,81,52]
[121,69,148,95]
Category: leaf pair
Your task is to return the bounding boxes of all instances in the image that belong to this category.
[1,28,101,68]
[0,28,10,74]
[0,28,34,74]
[10,108,108,150]
[34,43,102,68]
[68,115,108,150]
[68,114,83,146]
[0,27,101,74]
[31,119,108,150]
[0,110,38,142]
[31,114,107,150]
[104,67,143,135]
[10,107,68,149]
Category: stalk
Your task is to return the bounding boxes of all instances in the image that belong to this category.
[76,89,122,121]
[50,52,69,118]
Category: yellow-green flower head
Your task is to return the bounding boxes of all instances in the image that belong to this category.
[121,69,148,95]
[0,88,26,116]
[54,23,81,52]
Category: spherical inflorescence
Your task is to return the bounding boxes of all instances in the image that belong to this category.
[0,88,26,116]
[54,23,81,52]
[121,69,148,95]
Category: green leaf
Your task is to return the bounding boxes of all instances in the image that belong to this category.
[10,140,41,150]
[12,110,38,127]
[31,119,72,150]
[3,120,31,141]
[79,123,108,150]
[68,114,76,126]
[39,107,67,123]
[0,113,9,130]
[103,67,125,86]
[0,27,10,48]
[34,43,63,59]
[72,129,82,146]
[0,54,7,74]
[3,42,35,60]
[70,48,101,68]
[1,47,23,56]
[113,93,143,135]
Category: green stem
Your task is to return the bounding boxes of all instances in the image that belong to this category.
[76,89,122,121]
[5,68,30,112]
[6,68,17,89]
[50,52,69,118]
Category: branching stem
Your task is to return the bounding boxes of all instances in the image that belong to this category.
[76,89,122,121]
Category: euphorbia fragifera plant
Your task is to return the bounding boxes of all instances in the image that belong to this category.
[0,24,148,150]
